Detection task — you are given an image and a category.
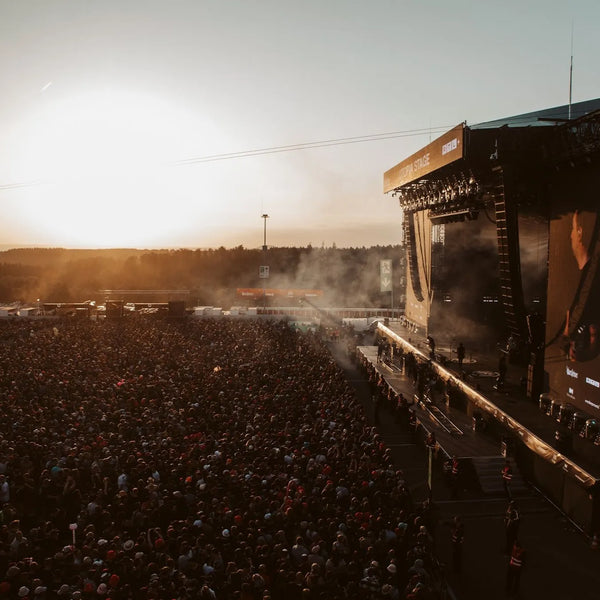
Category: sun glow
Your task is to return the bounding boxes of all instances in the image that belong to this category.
[7,89,225,247]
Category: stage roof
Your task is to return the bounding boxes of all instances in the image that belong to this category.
[470,97,600,129]
[384,98,600,193]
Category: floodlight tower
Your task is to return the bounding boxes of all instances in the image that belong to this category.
[262,213,269,251]
[260,214,270,309]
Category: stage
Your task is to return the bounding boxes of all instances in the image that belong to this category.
[364,320,600,530]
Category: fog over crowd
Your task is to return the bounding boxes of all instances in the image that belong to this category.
[0,317,438,600]
[0,246,404,309]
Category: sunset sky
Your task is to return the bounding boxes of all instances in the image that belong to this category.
[1,0,599,249]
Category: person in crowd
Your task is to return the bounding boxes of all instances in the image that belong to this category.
[450,516,464,574]
[425,432,436,454]
[502,461,513,500]
[426,336,436,360]
[450,457,461,499]
[372,392,381,424]
[456,342,465,369]
[506,539,526,596]
[494,353,508,391]
[504,501,521,556]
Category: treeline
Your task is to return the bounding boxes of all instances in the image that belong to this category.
[0,246,406,308]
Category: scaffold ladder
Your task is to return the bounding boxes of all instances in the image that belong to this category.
[492,166,527,340]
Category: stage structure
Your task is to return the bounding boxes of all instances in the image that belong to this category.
[383,99,600,531]
[385,99,600,393]
[99,290,191,317]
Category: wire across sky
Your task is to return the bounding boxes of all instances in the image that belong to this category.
[0,125,452,191]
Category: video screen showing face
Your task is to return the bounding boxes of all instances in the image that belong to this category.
[545,202,600,415]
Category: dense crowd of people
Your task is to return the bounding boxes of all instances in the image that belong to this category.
[0,317,441,600]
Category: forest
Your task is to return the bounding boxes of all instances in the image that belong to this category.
[0,246,406,309]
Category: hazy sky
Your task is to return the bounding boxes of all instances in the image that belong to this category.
[1,0,598,249]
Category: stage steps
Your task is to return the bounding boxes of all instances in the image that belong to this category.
[425,403,464,437]
[381,356,403,374]
[379,431,418,448]
[470,455,530,496]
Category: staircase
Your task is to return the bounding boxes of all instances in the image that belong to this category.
[470,455,530,496]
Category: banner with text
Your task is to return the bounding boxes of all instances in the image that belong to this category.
[384,124,464,192]
[380,259,393,292]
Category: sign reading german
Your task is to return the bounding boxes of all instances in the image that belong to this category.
[383,124,464,193]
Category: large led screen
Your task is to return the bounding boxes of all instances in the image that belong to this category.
[545,189,600,416]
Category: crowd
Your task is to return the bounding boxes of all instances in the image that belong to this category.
[0,317,441,600]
